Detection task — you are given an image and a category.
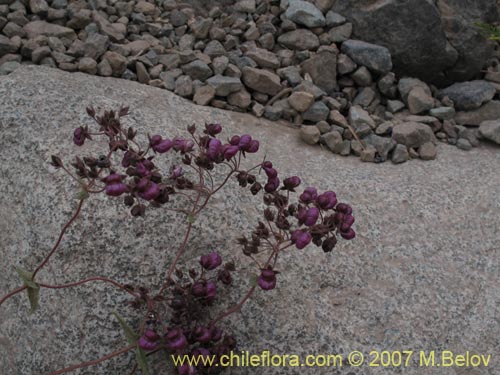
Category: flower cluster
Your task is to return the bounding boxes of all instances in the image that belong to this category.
[39,106,358,374]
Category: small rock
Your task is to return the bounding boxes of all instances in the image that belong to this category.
[456,138,472,150]
[454,100,500,126]
[29,0,49,16]
[392,122,436,148]
[0,60,20,75]
[337,53,356,75]
[351,66,372,87]
[328,23,352,43]
[376,121,394,135]
[206,75,243,96]
[391,144,409,164]
[92,12,125,42]
[407,86,434,114]
[429,107,455,120]
[246,48,280,69]
[211,56,229,75]
[325,11,346,27]
[102,51,127,76]
[329,110,348,127]
[84,33,109,60]
[364,133,396,161]
[23,20,75,40]
[349,105,375,129]
[398,77,431,103]
[181,59,213,81]
[418,142,437,160]
[341,39,392,74]
[78,57,97,74]
[322,130,342,150]
[439,80,496,111]
[136,61,150,84]
[193,85,215,106]
[360,145,376,162]
[316,120,331,134]
[479,120,500,145]
[252,102,265,117]
[97,58,112,76]
[175,75,193,97]
[278,29,319,50]
[302,101,329,122]
[387,100,405,113]
[227,89,251,109]
[300,125,321,145]
[288,91,315,112]
[300,50,337,94]
[353,87,376,107]
[285,0,325,28]
[203,40,226,58]
[234,0,256,13]
[242,67,281,96]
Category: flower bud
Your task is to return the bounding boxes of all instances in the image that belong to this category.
[154,139,173,153]
[222,145,239,160]
[170,165,183,179]
[73,126,87,146]
[336,203,352,215]
[229,135,240,145]
[205,123,222,135]
[283,176,301,190]
[250,182,262,195]
[207,138,222,160]
[166,328,188,351]
[199,251,222,270]
[265,168,278,179]
[193,326,212,343]
[238,134,252,150]
[205,281,217,302]
[264,177,280,193]
[304,207,319,227]
[138,180,160,201]
[300,187,318,203]
[138,329,160,351]
[247,140,259,153]
[150,135,162,147]
[258,268,277,291]
[316,191,337,210]
[104,174,128,197]
[340,228,356,240]
[291,229,312,249]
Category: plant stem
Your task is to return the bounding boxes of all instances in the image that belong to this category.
[0,285,27,308]
[46,344,135,375]
[32,199,85,280]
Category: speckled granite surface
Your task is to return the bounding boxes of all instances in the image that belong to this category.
[0,66,499,375]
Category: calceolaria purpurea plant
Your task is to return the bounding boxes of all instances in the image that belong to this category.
[0,106,356,374]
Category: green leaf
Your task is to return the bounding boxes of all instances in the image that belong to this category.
[186,214,196,224]
[112,311,138,344]
[14,267,38,289]
[27,287,39,315]
[135,347,152,375]
[76,189,89,201]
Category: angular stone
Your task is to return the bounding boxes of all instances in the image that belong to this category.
[439,80,496,111]
[349,105,375,129]
[174,75,193,97]
[0,34,18,56]
[84,33,109,60]
[454,101,500,126]
[278,29,319,50]
[328,23,352,43]
[78,57,97,75]
[242,67,281,96]
[360,145,376,162]
[302,101,329,122]
[300,51,337,94]
[341,39,392,74]
[288,91,314,112]
[387,100,405,114]
[102,51,127,77]
[391,144,409,164]
[246,48,280,69]
[193,85,215,106]
[429,107,455,121]
[392,122,436,148]
[181,60,213,81]
[29,0,49,16]
[227,89,251,109]
[364,133,396,161]
[203,40,226,58]
[135,61,150,84]
[206,75,243,96]
[407,86,434,115]
[418,142,437,160]
[285,0,325,28]
[92,12,124,42]
[300,125,321,144]
[479,120,500,145]
[322,130,342,151]
[337,53,356,75]
[234,0,256,13]
[456,138,472,150]
[23,21,76,40]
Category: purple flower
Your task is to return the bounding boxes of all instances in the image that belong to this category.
[193,326,212,343]
[138,179,160,201]
[138,329,160,351]
[247,140,259,153]
[154,139,173,153]
[205,281,217,302]
[207,138,222,160]
[104,174,128,197]
[343,214,355,227]
[222,145,239,160]
[200,251,222,270]
[229,135,240,145]
[300,187,318,203]
[340,228,356,240]
[121,151,133,168]
[264,177,280,193]
[304,207,319,226]
[136,161,152,177]
[291,229,312,249]
[73,126,87,146]
[258,268,277,291]
[283,176,301,190]
[336,203,352,215]
[205,123,222,135]
[173,138,194,153]
[317,191,337,210]
[170,165,183,179]
[264,168,278,179]
[150,135,162,147]
[238,134,252,150]
[165,328,188,351]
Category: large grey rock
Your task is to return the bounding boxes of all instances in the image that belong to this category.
[277,29,319,50]
[23,20,76,40]
[285,0,325,27]
[392,122,436,148]
[333,0,499,85]
[181,60,213,81]
[300,51,337,94]
[479,120,500,144]
[1,66,499,375]
[439,80,496,111]
[341,39,392,75]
